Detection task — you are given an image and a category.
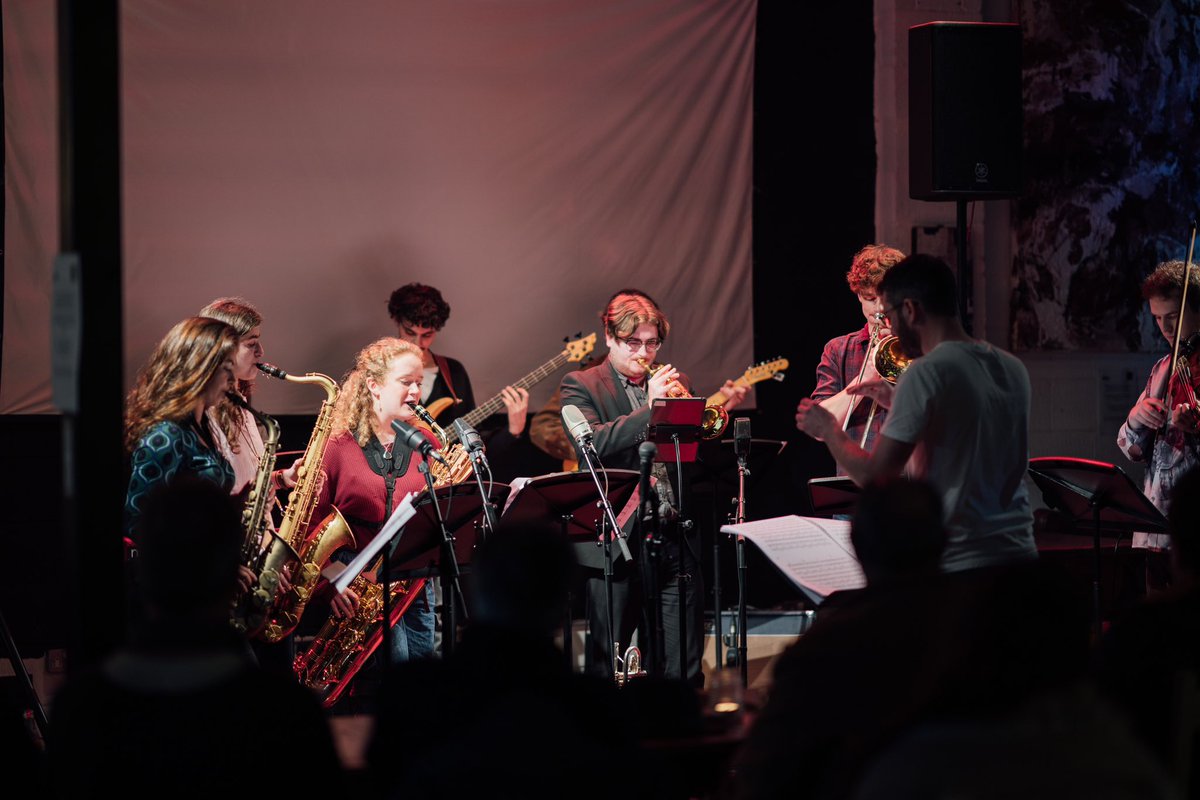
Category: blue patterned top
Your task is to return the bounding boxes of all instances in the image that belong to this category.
[124,419,235,540]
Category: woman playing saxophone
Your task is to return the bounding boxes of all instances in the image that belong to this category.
[305,337,442,662]
[199,297,302,501]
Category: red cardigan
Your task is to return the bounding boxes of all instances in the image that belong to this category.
[310,428,440,554]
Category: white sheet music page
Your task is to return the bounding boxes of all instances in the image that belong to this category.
[720,515,865,603]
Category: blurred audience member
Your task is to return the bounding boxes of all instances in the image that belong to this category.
[367,520,639,799]
[728,477,954,799]
[49,477,342,798]
[1098,464,1200,795]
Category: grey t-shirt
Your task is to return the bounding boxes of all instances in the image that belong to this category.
[882,340,1036,572]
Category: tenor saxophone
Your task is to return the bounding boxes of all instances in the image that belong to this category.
[225,392,281,635]
[254,362,355,643]
[293,440,474,706]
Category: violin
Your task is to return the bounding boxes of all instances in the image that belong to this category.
[1160,219,1200,430]
[1167,331,1200,420]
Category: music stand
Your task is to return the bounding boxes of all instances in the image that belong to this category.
[649,397,705,463]
[387,481,511,657]
[807,476,861,517]
[502,469,639,674]
[690,437,787,681]
[1027,457,1167,641]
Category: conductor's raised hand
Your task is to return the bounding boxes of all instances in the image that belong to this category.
[795,397,837,442]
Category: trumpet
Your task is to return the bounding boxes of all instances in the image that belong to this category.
[635,357,728,440]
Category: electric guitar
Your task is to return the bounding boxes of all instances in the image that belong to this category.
[425,333,597,446]
[703,357,789,408]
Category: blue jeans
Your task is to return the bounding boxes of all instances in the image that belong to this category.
[390,580,436,662]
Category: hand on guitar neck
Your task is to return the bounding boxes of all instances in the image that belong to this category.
[418,333,597,445]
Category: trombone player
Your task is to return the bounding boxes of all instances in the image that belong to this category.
[796,255,1037,574]
[559,289,746,685]
[811,244,907,469]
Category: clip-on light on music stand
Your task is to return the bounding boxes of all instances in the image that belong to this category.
[1027,456,1167,641]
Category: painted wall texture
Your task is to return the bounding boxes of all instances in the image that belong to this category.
[1014,0,1200,352]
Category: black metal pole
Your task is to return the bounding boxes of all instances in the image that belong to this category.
[58,0,126,674]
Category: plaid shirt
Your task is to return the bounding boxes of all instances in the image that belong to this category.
[811,323,889,470]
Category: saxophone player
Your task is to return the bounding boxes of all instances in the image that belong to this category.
[123,317,246,620]
[811,244,907,469]
[200,297,301,498]
[306,337,443,664]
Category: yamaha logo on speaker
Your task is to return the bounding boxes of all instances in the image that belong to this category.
[974,162,990,182]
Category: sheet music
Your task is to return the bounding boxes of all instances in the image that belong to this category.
[332,491,418,594]
[720,515,865,602]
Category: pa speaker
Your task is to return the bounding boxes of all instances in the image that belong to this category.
[909,21,1022,200]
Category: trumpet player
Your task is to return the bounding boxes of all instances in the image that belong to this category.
[811,244,907,466]
[559,290,746,686]
[796,255,1037,574]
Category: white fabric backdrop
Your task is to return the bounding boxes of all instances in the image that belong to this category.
[3,0,755,415]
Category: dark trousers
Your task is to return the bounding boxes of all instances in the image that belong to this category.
[583,529,705,687]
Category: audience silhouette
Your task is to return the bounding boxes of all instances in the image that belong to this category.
[1098,464,1200,797]
[48,477,342,798]
[366,519,641,799]
[726,477,955,799]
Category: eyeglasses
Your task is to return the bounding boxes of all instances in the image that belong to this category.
[880,305,901,326]
[617,336,662,352]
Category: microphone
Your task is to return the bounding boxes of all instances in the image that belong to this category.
[734,417,751,463]
[452,418,484,453]
[561,404,594,450]
[391,419,449,466]
[638,441,657,522]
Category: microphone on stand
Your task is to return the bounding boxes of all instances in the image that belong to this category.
[562,403,598,454]
[453,418,485,458]
[638,441,657,524]
[562,403,631,561]
[734,417,751,467]
[391,419,449,466]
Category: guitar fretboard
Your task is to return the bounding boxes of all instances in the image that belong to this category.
[443,350,570,445]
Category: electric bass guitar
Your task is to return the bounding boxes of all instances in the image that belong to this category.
[424,333,597,446]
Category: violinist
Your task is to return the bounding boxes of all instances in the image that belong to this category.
[1118,259,1200,593]
[811,244,907,474]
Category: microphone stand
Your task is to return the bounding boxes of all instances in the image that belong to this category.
[638,443,664,678]
[466,447,498,538]
[417,458,467,658]
[671,434,691,681]
[575,434,630,683]
[734,446,750,688]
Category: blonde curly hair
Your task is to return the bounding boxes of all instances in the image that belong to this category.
[331,337,424,446]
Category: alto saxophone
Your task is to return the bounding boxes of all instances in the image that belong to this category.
[254,363,355,643]
[293,435,474,707]
[225,392,281,635]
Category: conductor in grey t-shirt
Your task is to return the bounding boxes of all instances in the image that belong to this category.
[796,254,1037,573]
